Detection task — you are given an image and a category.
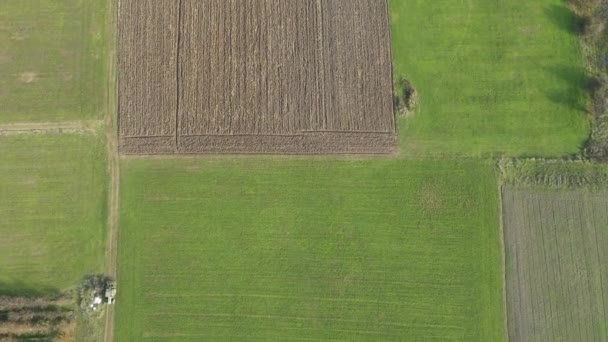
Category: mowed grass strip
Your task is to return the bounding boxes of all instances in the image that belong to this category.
[0,134,107,294]
[0,0,107,123]
[391,0,589,157]
[117,159,504,341]
[503,187,608,341]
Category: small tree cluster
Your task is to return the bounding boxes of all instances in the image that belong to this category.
[0,295,75,341]
[568,0,603,16]
[78,274,112,314]
[393,76,418,117]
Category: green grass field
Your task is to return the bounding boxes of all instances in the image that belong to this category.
[502,187,608,341]
[0,0,107,123]
[390,0,589,157]
[116,158,504,341]
[0,133,107,294]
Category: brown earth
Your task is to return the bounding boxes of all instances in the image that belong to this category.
[118,0,178,139]
[118,0,395,154]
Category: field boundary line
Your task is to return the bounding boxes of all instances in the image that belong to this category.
[299,130,395,134]
[119,151,400,158]
[315,0,327,129]
[384,0,397,131]
[178,133,396,137]
[144,332,347,342]
[103,0,119,341]
[593,198,608,333]
[497,183,510,342]
[175,0,183,148]
[122,134,175,138]
[0,120,103,135]
[118,153,400,161]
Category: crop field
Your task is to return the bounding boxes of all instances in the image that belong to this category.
[503,187,608,341]
[390,0,589,156]
[0,134,107,294]
[0,0,108,123]
[118,0,395,154]
[116,159,504,341]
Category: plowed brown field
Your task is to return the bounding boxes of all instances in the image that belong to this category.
[118,0,395,154]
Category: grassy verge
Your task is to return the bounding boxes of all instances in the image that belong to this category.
[499,158,608,188]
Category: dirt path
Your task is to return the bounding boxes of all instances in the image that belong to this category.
[0,120,103,135]
[103,0,120,342]
[102,106,119,342]
[102,123,119,342]
[103,0,119,341]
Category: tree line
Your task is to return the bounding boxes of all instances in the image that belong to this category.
[0,295,75,341]
[569,0,608,162]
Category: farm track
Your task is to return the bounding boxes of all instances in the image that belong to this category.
[104,0,119,341]
[102,117,119,342]
[118,0,395,154]
[0,121,103,135]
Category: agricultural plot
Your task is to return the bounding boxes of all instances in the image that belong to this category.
[503,188,608,341]
[0,134,107,294]
[116,159,504,341]
[390,0,589,156]
[0,0,107,123]
[118,0,395,154]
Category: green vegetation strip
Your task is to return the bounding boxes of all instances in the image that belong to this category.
[0,0,107,123]
[569,0,608,161]
[117,158,504,341]
[0,133,107,294]
[499,158,608,188]
[390,0,588,157]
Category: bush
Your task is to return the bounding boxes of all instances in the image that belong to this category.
[78,274,112,314]
[393,76,417,116]
[568,0,602,16]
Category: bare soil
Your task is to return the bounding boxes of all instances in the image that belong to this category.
[118,0,395,154]
[118,0,178,139]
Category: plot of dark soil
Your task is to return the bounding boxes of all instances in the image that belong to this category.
[119,0,395,154]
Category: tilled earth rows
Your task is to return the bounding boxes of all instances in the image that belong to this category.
[119,0,395,154]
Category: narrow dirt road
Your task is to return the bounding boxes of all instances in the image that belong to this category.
[0,120,103,135]
[103,0,119,340]
[102,119,119,342]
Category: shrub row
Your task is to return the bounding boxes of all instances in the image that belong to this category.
[569,0,608,161]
